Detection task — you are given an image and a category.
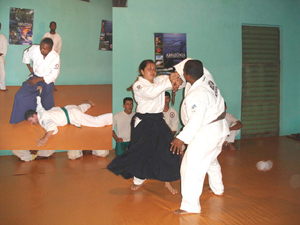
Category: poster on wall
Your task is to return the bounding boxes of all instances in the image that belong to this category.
[99,20,112,51]
[113,0,127,7]
[154,33,187,74]
[9,7,34,45]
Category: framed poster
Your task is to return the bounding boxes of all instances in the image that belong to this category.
[154,33,187,74]
[9,7,34,45]
[99,20,112,51]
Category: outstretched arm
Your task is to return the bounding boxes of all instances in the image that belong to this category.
[36,131,54,147]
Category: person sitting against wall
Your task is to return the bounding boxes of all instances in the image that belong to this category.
[223,102,243,151]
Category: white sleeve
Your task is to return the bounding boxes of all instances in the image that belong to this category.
[0,35,7,56]
[36,96,45,114]
[43,56,60,84]
[133,76,172,100]
[56,35,62,54]
[22,45,36,64]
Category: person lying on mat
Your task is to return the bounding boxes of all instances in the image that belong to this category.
[12,150,55,161]
[25,86,112,147]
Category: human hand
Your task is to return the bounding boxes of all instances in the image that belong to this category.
[170,138,184,155]
[117,138,124,143]
[30,150,38,154]
[28,77,39,86]
[36,138,47,147]
[36,86,42,95]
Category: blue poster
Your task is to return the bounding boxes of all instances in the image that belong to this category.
[154,33,186,74]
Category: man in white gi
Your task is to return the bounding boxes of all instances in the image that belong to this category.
[25,87,112,147]
[0,22,8,92]
[113,97,134,156]
[163,91,179,135]
[12,150,55,162]
[170,59,229,214]
[67,150,109,160]
[42,21,62,54]
[10,38,60,124]
[42,21,62,91]
[223,102,243,151]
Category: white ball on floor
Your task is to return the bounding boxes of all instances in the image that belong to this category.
[256,160,273,171]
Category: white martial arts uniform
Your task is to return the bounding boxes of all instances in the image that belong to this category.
[12,150,55,162]
[175,59,229,213]
[36,96,112,135]
[42,32,62,54]
[225,113,240,143]
[23,45,60,84]
[113,111,134,142]
[67,150,109,160]
[163,106,179,133]
[0,33,7,90]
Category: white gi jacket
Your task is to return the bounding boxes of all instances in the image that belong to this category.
[22,45,60,84]
[0,33,7,57]
[175,59,228,144]
[133,75,173,114]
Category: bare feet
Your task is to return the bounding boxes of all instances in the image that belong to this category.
[131,184,142,191]
[208,188,223,196]
[174,209,197,215]
[0,89,8,92]
[85,100,95,107]
[165,182,178,194]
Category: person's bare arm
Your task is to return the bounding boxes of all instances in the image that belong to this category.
[230,121,243,131]
[113,130,123,142]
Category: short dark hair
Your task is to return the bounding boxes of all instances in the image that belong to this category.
[123,97,133,105]
[25,109,37,120]
[165,91,171,98]
[50,21,56,26]
[183,60,204,80]
[41,37,54,49]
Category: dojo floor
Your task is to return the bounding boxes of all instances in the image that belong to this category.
[0,137,300,225]
[0,85,112,150]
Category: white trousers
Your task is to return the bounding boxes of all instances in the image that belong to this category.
[67,150,109,160]
[225,129,239,143]
[180,120,228,213]
[12,150,55,162]
[0,57,6,90]
[66,103,112,127]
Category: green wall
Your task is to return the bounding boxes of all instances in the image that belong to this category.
[112,0,300,136]
[0,0,112,85]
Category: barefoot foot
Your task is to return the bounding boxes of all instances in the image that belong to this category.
[165,182,178,194]
[131,184,142,191]
[174,209,197,215]
[85,100,95,107]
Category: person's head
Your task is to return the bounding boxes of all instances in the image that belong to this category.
[123,97,133,114]
[139,59,156,83]
[0,23,2,30]
[40,38,53,56]
[49,21,57,32]
[183,60,204,83]
[165,91,171,107]
[25,110,39,125]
